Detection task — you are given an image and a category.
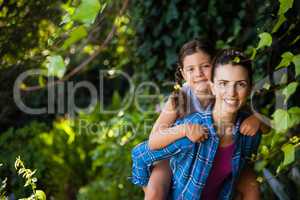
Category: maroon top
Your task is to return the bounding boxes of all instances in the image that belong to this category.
[201,143,235,200]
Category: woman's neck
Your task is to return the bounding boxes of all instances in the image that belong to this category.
[212,106,236,127]
[212,106,237,141]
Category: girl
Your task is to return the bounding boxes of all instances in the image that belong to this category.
[133,44,263,199]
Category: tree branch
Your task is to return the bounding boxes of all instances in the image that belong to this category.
[21,0,130,92]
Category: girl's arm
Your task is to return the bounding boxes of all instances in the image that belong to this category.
[148,97,208,150]
[240,114,270,136]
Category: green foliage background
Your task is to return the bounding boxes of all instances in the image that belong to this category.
[0,0,299,199]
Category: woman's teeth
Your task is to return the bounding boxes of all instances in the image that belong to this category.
[224,99,238,106]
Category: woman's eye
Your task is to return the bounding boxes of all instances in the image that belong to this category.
[187,68,194,71]
[219,82,226,87]
[237,82,247,88]
[203,64,211,68]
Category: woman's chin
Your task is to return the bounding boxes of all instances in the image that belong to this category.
[222,103,240,114]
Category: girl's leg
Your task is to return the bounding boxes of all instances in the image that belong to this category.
[235,167,260,200]
[143,160,172,200]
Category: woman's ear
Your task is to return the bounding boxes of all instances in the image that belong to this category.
[209,81,216,95]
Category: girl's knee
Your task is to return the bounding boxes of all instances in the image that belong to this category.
[144,183,168,200]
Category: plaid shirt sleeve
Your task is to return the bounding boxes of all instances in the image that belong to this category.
[131,112,204,186]
[240,132,262,163]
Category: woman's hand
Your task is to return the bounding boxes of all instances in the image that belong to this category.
[240,114,261,136]
[182,124,209,143]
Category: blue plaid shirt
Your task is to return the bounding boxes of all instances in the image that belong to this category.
[131,111,261,200]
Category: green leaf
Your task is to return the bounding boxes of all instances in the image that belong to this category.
[292,54,300,77]
[233,56,240,63]
[278,0,294,15]
[62,25,87,50]
[166,2,178,23]
[36,190,46,200]
[261,145,270,157]
[290,35,300,45]
[45,55,66,78]
[288,107,300,128]
[112,91,121,109]
[254,160,267,172]
[272,109,290,132]
[282,82,298,103]
[250,47,257,60]
[275,51,294,69]
[263,82,271,90]
[257,32,272,50]
[281,144,295,166]
[72,0,101,25]
[272,15,286,33]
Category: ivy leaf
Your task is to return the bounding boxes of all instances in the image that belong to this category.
[250,47,257,60]
[278,0,294,15]
[281,144,295,166]
[272,109,290,132]
[272,15,286,33]
[257,32,272,50]
[254,160,267,172]
[62,25,87,50]
[233,56,240,63]
[282,82,298,103]
[276,52,294,69]
[166,2,178,23]
[292,54,300,77]
[45,55,66,78]
[290,35,300,45]
[288,107,300,128]
[112,91,121,109]
[72,0,101,25]
[35,190,46,200]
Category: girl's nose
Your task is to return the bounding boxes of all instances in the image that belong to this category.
[195,67,204,77]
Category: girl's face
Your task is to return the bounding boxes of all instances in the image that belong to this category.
[181,51,212,96]
[211,64,251,114]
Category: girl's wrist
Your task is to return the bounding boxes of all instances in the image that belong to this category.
[178,124,187,137]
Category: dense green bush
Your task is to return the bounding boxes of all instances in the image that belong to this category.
[0,0,299,199]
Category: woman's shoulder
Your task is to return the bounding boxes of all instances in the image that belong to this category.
[174,111,211,125]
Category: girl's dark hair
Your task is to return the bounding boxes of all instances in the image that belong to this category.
[171,39,215,118]
[211,49,253,85]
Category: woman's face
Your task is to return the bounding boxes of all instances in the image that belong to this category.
[211,64,251,114]
[181,51,212,96]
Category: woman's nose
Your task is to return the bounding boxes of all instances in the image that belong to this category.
[227,84,237,96]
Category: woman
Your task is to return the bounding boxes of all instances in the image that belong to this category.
[144,40,262,199]
[131,49,261,200]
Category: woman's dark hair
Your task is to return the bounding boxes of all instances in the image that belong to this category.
[211,49,253,85]
[171,39,215,118]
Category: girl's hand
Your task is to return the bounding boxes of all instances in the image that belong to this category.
[240,114,261,136]
[182,124,209,143]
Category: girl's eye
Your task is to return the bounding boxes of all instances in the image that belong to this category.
[187,68,194,71]
[203,64,211,68]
